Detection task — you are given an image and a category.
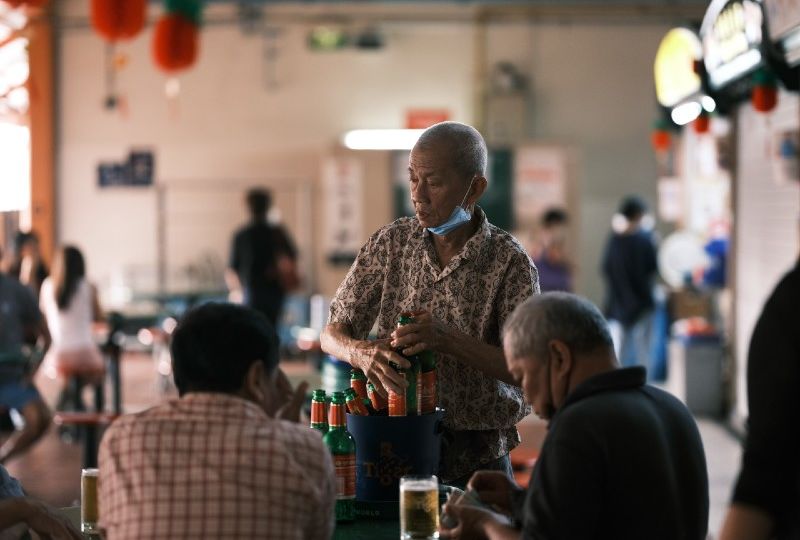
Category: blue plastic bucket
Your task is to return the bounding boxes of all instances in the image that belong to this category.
[346,409,445,503]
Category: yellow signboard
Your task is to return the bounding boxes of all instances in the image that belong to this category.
[655,28,703,108]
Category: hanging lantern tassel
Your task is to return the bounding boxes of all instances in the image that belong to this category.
[693,111,710,134]
[751,68,778,114]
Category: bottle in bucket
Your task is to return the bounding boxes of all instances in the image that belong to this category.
[344,387,369,416]
[367,381,388,414]
[388,364,407,417]
[396,313,420,415]
[323,391,356,522]
[350,369,368,401]
[310,389,328,434]
[417,350,437,415]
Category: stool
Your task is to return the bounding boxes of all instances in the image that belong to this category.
[53,412,119,468]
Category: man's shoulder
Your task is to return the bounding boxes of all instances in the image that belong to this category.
[364,217,420,247]
[484,224,532,261]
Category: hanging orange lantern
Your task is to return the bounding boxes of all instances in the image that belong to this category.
[693,112,710,134]
[752,85,778,113]
[3,0,48,8]
[90,0,146,42]
[152,13,199,73]
[651,118,672,152]
[751,68,778,113]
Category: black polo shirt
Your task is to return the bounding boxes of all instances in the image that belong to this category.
[512,366,708,539]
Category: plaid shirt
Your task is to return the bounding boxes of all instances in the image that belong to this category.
[329,208,537,481]
[98,393,335,540]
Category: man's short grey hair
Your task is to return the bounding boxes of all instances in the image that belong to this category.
[503,292,614,360]
[416,121,488,179]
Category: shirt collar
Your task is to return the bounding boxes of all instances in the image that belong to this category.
[178,392,270,422]
[419,206,491,266]
[555,366,647,418]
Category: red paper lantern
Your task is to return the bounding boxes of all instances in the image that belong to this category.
[693,113,710,134]
[3,0,48,8]
[152,13,199,73]
[651,130,671,152]
[752,85,778,113]
[90,0,146,42]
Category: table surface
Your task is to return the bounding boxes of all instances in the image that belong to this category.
[61,506,403,539]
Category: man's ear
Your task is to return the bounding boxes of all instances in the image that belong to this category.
[468,176,488,207]
[244,360,266,403]
[548,339,573,377]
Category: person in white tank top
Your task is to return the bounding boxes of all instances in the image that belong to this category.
[39,246,104,410]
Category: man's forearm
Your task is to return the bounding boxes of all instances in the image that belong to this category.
[320,323,360,366]
[483,519,521,540]
[0,498,29,530]
[444,329,517,385]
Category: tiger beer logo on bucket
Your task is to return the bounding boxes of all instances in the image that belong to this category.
[362,442,413,486]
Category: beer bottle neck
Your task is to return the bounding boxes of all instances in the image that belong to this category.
[328,403,347,428]
[310,400,327,425]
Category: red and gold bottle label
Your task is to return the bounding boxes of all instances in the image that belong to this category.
[351,379,368,401]
[346,396,369,416]
[389,389,407,416]
[333,454,356,498]
[311,401,327,425]
[368,386,388,411]
[329,404,347,427]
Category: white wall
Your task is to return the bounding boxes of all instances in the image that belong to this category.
[57,1,670,306]
[734,89,800,418]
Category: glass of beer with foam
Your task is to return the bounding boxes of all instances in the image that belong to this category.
[400,475,439,539]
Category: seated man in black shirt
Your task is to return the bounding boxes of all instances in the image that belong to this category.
[441,292,709,540]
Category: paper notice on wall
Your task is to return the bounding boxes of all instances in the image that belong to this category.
[323,157,364,263]
[657,177,684,223]
[513,146,568,222]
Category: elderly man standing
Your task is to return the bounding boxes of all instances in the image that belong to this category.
[441,293,708,540]
[321,121,538,485]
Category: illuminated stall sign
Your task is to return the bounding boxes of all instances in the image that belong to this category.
[701,0,765,90]
[655,28,704,108]
[765,0,800,66]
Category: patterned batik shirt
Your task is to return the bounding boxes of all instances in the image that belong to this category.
[329,208,539,481]
[98,393,336,540]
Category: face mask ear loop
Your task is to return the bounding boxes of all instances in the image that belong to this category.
[460,177,475,212]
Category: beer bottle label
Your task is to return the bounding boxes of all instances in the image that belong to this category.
[310,400,327,426]
[417,369,436,414]
[333,454,356,499]
[351,378,368,401]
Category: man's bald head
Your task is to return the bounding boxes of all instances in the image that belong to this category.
[414,121,488,181]
[503,292,615,362]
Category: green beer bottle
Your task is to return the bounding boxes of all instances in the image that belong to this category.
[310,389,328,434]
[396,313,420,415]
[323,391,356,522]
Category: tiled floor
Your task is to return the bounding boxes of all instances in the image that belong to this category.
[4,353,743,538]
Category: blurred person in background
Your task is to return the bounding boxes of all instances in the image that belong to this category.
[530,208,573,292]
[9,232,48,299]
[719,254,800,540]
[39,246,105,412]
[226,188,299,329]
[0,246,51,464]
[601,195,658,367]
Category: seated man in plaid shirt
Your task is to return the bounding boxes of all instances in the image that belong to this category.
[98,303,336,540]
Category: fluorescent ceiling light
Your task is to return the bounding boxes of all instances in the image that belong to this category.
[701,95,716,113]
[342,129,425,150]
[671,101,702,126]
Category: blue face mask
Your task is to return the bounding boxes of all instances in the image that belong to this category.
[426,179,474,236]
